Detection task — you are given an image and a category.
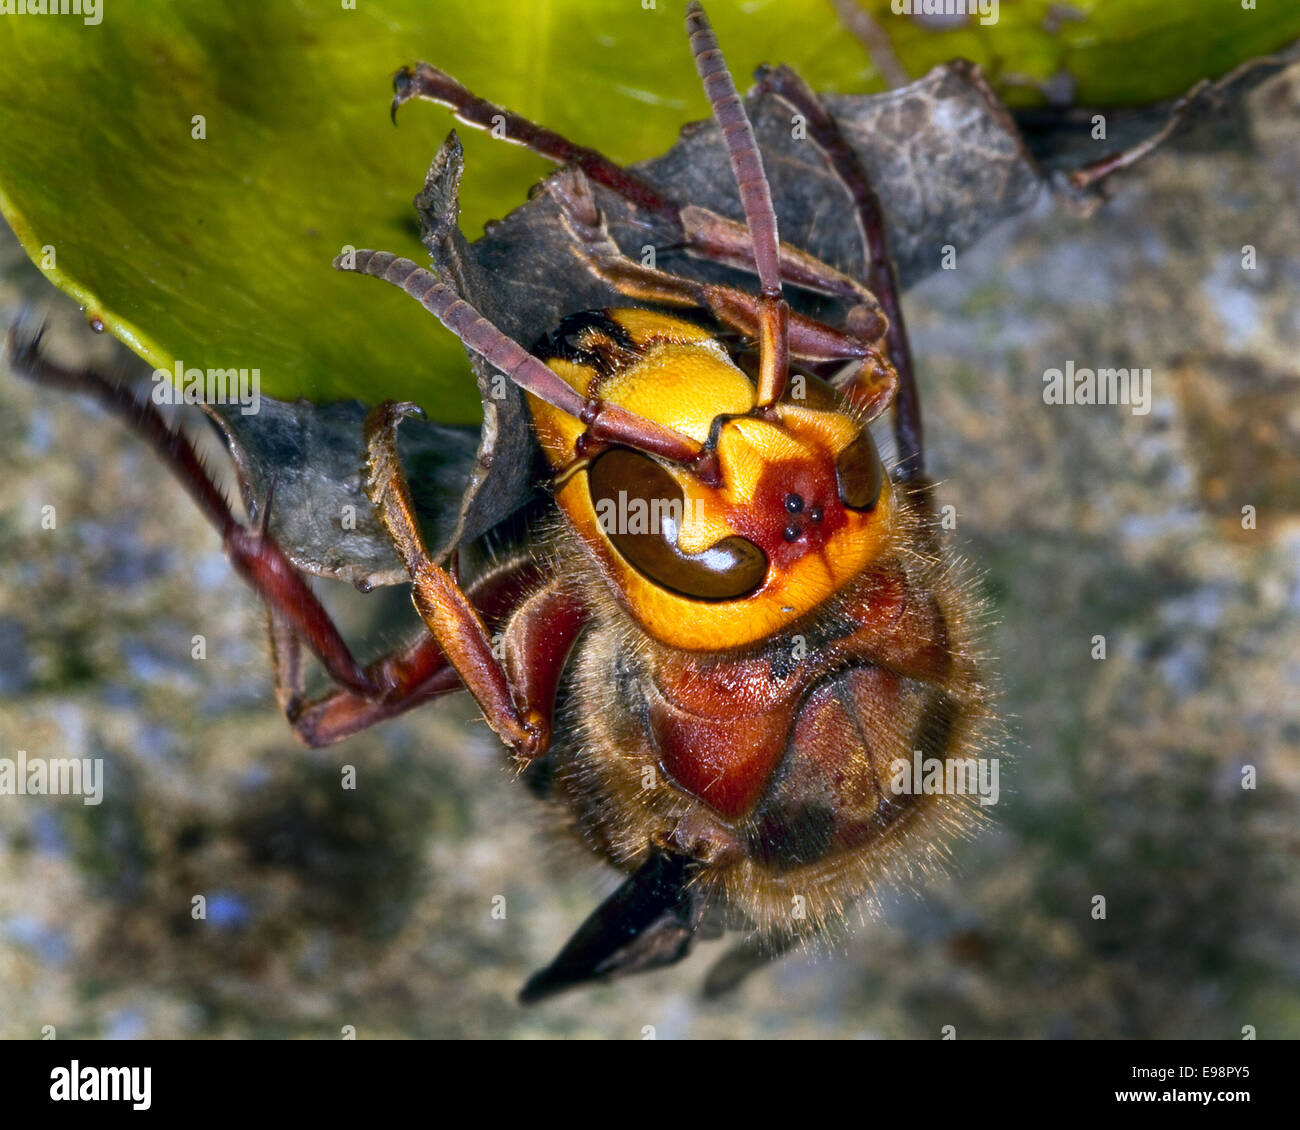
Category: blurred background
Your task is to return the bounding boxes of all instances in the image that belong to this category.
[1,1,1298,1038]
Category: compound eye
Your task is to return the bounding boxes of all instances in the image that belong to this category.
[835,427,884,511]
[587,448,768,601]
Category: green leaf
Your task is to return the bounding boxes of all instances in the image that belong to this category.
[1,0,1296,423]
[0,0,887,423]
[858,0,1300,107]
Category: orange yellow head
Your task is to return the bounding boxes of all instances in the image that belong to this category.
[527,308,894,650]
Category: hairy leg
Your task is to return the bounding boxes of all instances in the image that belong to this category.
[551,167,898,422]
[336,250,714,475]
[391,61,884,307]
[363,401,587,761]
[6,326,378,697]
[755,64,924,479]
[271,553,549,747]
[5,327,583,751]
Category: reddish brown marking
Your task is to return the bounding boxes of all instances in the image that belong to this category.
[726,457,848,573]
[838,575,952,681]
[787,667,900,803]
[834,563,907,638]
[778,665,911,853]
[658,648,802,717]
[651,694,793,820]
[641,561,948,820]
[503,582,589,741]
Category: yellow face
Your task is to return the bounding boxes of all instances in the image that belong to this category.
[528,308,894,651]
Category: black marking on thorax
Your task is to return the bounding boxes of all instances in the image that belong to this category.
[534,310,643,387]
